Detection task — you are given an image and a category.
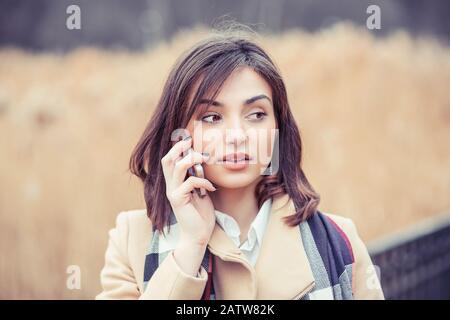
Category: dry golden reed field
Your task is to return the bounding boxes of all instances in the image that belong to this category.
[0,23,449,299]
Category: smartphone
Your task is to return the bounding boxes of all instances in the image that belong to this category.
[176,131,207,198]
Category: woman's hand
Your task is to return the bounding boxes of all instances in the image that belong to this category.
[161,135,217,247]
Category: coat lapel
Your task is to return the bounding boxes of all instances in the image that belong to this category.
[207,193,315,299]
[207,222,257,299]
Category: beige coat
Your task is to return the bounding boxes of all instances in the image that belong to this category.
[96,193,384,300]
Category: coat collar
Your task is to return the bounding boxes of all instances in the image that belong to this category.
[207,193,315,299]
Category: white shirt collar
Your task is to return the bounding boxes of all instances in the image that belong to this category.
[214,198,272,249]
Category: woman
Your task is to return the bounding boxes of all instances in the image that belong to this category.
[96,28,384,300]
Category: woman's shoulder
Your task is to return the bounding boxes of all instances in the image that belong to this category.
[317,212,385,299]
[115,208,151,227]
[320,212,358,235]
[97,209,154,299]
[110,209,154,248]
[316,211,365,254]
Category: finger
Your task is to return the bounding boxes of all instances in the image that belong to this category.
[172,151,209,186]
[176,176,216,196]
[161,137,193,177]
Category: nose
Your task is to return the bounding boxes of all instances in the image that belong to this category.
[224,119,248,147]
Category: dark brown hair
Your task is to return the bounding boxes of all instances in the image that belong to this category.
[129,25,320,234]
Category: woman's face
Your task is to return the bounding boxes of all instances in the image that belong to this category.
[186,66,277,189]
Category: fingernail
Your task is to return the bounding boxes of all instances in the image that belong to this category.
[202,152,210,158]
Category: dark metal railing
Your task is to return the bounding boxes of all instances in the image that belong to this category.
[368,212,450,299]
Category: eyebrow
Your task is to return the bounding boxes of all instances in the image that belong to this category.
[198,94,272,107]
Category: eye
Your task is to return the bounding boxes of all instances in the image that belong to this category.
[201,113,222,124]
[247,111,267,121]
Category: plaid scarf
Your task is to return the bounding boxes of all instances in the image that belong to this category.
[143,209,355,300]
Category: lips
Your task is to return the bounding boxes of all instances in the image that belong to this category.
[222,152,250,162]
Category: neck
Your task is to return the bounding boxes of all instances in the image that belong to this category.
[210,177,262,239]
